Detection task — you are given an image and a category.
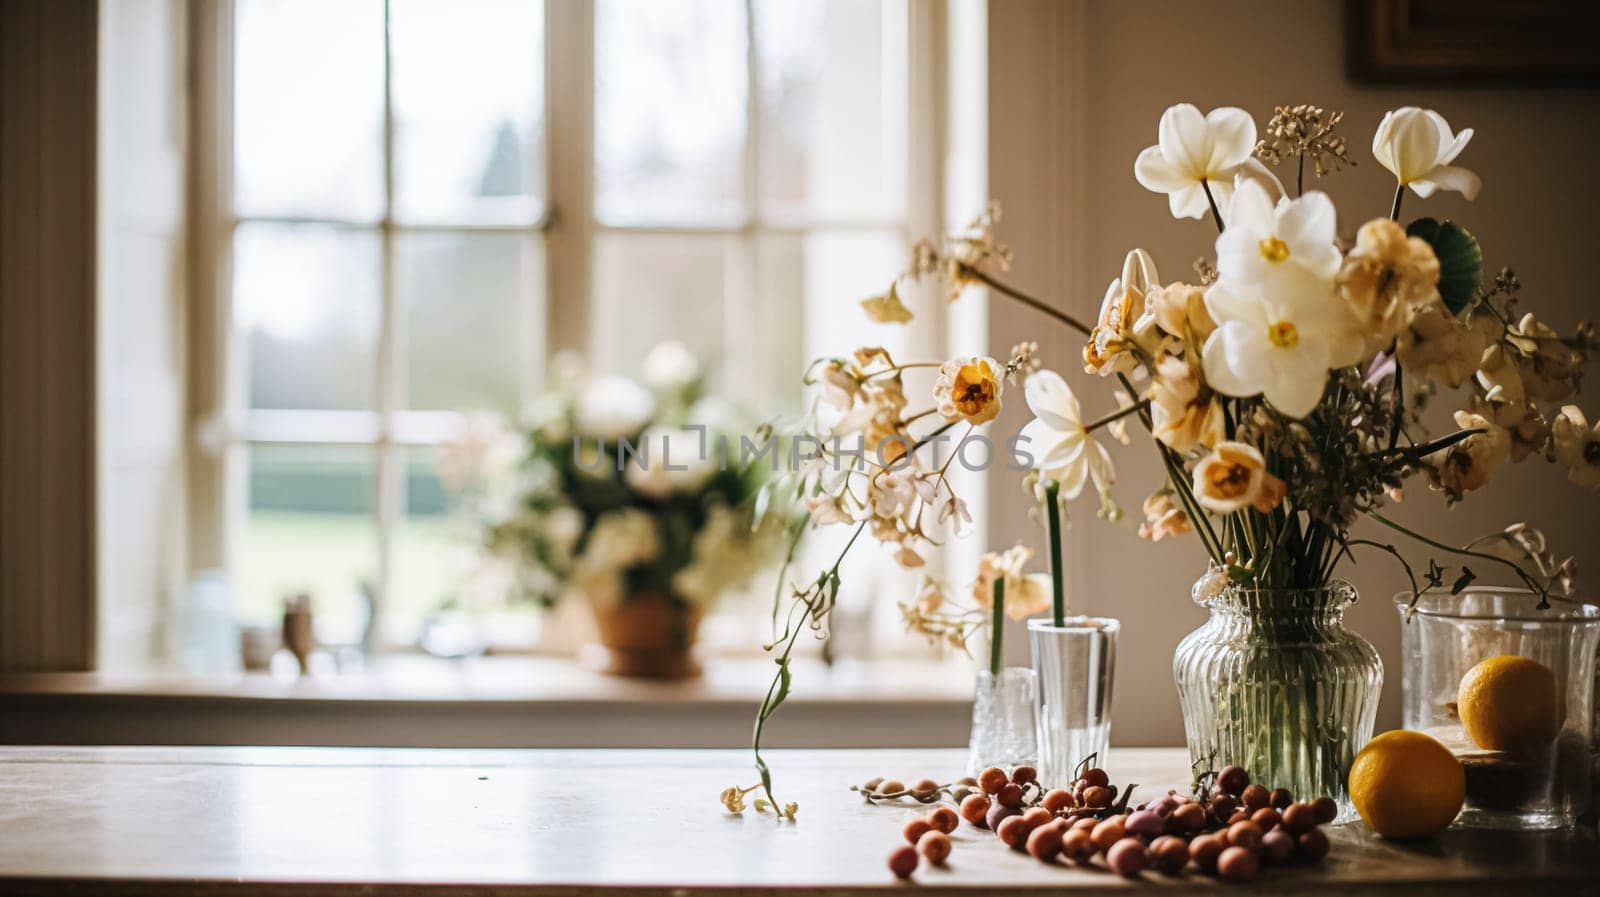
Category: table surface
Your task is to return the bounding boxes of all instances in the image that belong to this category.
[0,746,1594,897]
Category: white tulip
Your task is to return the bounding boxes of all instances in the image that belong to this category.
[1134,104,1258,220]
[1372,107,1480,200]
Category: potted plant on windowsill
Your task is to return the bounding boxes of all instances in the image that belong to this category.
[446,341,783,678]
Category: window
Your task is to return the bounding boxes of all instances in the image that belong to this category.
[209,0,941,650]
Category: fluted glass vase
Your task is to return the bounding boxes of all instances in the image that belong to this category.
[1173,579,1382,817]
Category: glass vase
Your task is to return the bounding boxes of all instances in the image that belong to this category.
[1029,617,1118,787]
[1397,588,1600,830]
[1173,579,1382,817]
[967,667,1039,776]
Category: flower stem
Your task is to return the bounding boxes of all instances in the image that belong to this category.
[1044,479,1066,627]
[990,577,1005,676]
[1201,180,1225,232]
[1368,512,1550,606]
[956,265,1094,337]
[1084,399,1151,434]
[1389,184,1405,221]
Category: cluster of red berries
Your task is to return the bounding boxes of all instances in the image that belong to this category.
[885,763,1338,883]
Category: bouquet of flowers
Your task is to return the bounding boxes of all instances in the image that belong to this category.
[450,342,779,668]
[727,102,1596,815]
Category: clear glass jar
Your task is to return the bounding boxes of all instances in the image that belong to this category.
[1029,617,1118,786]
[1396,588,1600,830]
[1174,580,1382,817]
[967,667,1038,776]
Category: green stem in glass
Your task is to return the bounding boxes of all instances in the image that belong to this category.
[1045,479,1065,627]
[990,577,1005,676]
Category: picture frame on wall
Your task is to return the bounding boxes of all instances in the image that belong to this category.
[1347,0,1600,84]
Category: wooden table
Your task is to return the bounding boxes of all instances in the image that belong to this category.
[0,747,1594,896]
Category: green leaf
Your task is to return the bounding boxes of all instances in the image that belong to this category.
[1406,218,1483,315]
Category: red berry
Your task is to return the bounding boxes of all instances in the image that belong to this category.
[997,815,1033,850]
[1310,796,1338,824]
[917,830,951,865]
[996,782,1025,808]
[1217,765,1250,796]
[1269,787,1293,809]
[1251,807,1281,831]
[1025,824,1063,861]
[1080,768,1110,789]
[977,767,1008,795]
[985,800,1019,832]
[1281,802,1318,835]
[1227,821,1264,852]
[1126,809,1164,839]
[1061,829,1095,863]
[903,817,933,845]
[1226,809,1250,826]
[1022,807,1054,828]
[1011,765,1038,786]
[1081,785,1112,808]
[1189,834,1224,872]
[880,779,906,795]
[1240,784,1271,811]
[1042,788,1075,813]
[1209,794,1238,820]
[1297,827,1330,862]
[888,845,918,879]
[1089,815,1127,852]
[1261,829,1295,863]
[959,793,990,828]
[1107,838,1148,877]
[928,806,959,834]
[1170,801,1206,833]
[912,778,940,797]
[1217,845,1260,882]
[1148,835,1190,874]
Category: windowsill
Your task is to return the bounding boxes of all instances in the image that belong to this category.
[0,656,974,749]
[0,654,971,705]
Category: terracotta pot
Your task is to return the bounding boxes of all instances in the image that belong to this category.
[587,591,703,679]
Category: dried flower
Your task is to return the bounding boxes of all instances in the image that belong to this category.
[1552,405,1600,489]
[1254,104,1355,180]
[1143,281,1216,349]
[1426,411,1511,498]
[910,202,1012,302]
[1396,299,1486,388]
[1138,491,1192,541]
[1337,218,1440,346]
[972,545,1054,621]
[934,356,1004,425]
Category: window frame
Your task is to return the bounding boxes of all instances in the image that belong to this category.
[188,0,950,651]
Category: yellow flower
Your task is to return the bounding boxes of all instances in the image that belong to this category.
[1149,357,1226,453]
[1191,441,1286,514]
[1138,491,1192,542]
[720,786,749,814]
[935,356,1004,425]
[1337,218,1440,346]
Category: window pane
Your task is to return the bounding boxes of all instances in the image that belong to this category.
[388,448,453,644]
[792,229,910,363]
[234,0,385,220]
[399,233,538,413]
[756,0,906,221]
[391,0,545,224]
[234,223,381,410]
[595,0,747,224]
[241,444,377,646]
[592,233,730,377]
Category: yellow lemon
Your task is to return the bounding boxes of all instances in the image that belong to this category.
[1348,730,1465,839]
[1457,655,1560,757]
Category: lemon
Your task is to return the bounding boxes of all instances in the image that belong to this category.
[1456,655,1560,757]
[1348,730,1465,839]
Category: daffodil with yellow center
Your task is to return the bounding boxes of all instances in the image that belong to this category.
[934,356,1004,426]
[1191,441,1287,515]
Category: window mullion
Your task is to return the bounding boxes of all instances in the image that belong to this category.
[372,0,403,652]
[545,0,595,356]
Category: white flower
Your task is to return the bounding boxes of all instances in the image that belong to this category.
[622,426,718,499]
[1017,370,1115,501]
[1202,181,1362,418]
[934,356,1004,425]
[1084,248,1160,376]
[1372,107,1480,200]
[641,340,701,391]
[574,375,656,440]
[571,508,661,606]
[1134,104,1257,220]
[1191,441,1286,515]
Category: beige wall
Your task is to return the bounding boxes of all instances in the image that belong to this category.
[985,0,1600,745]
